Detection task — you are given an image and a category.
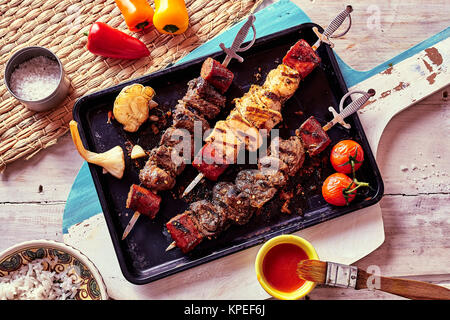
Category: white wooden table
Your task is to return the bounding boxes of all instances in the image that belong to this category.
[0,0,449,299]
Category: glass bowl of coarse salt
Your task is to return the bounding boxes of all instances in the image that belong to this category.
[4,46,70,112]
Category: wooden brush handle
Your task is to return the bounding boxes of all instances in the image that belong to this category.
[356,269,450,300]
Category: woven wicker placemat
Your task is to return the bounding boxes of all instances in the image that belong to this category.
[0,0,262,172]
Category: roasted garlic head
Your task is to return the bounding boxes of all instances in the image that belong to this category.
[113,84,156,132]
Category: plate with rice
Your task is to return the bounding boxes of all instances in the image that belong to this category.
[0,240,108,300]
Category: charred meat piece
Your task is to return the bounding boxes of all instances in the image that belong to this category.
[269,136,305,176]
[187,77,226,108]
[212,182,254,225]
[258,155,289,177]
[148,145,186,177]
[282,39,321,79]
[172,102,210,133]
[139,164,176,191]
[297,116,331,157]
[182,90,222,120]
[159,126,193,158]
[166,211,204,254]
[190,200,228,238]
[200,57,234,94]
[126,184,161,219]
[235,169,286,208]
[248,84,282,112]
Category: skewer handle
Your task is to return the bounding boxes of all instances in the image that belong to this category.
[312,5,353,50]
[323,89,375,131]
[220,14,257,67]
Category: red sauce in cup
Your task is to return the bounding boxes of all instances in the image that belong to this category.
[262,243,309,293]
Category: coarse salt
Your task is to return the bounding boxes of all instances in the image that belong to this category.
[10,56,60,101]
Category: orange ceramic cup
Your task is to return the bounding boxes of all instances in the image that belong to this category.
[255,235,319,300]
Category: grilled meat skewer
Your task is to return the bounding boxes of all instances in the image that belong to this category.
[122,60,232,240]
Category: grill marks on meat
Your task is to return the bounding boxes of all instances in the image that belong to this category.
[172,102,210,133]
[235,169,286,209]
[212,182,254,225]
[140,72,227,192]
[204,64,301,163]
[166,211,203,253]
[190,200,228,238]
[167,134,307,252]
[139,164,176,191]
[182,91,222,120]
[268,136,305,176]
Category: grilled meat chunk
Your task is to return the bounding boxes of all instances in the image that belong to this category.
[166,211,204,254]
[235,169,286,208]
[190,200,228,238]
[139,164,176,191]
[187,77,226,108]
[172,102,210,133]
[264,64,300,102]
[282,39,321,79]
[182,90,222,119]
[269,136,305,176]
[200,57,234,93]
[297,116,331,156]
[148,145,186,177]
[159,126,193,158]
[212,182,254,225]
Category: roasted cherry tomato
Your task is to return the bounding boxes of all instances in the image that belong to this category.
[322,173,357,206]
[330,140,364,174]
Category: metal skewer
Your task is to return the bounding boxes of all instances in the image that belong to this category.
[181,5,353,200]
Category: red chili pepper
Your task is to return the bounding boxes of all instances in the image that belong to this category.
[85,22,150,59]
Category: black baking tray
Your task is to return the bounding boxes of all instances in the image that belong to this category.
[72,23,384,285]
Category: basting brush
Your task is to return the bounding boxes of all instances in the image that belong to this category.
[297,260,450,300]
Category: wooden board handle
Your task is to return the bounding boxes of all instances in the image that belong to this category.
[357,269,450,300]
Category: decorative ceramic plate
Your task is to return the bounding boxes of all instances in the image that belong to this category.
[0,240,108,300]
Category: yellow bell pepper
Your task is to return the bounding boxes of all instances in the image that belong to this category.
[153,0,189,35]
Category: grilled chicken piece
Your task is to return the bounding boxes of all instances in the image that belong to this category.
[205,111,263,154]
[264,64,300,102]
[248,84,282,112]
[233,84,283,131]
[212,182,254,225]
[139,164,176,191]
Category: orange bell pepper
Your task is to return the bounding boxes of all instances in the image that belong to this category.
[115,0,154,32]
